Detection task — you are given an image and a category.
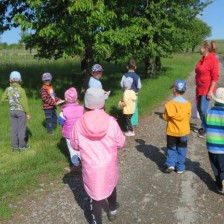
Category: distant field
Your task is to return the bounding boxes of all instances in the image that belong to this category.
[215,40,224,54]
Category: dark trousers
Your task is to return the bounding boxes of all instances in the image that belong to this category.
[10,110,27,148]
[44,109,57,134]
[124,114,133,132]
[208,152,224,188]
[90,187,117,224]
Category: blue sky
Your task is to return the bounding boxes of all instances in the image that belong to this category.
[0,0,223,44]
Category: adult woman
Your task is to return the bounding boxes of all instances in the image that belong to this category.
[195,40,219,138]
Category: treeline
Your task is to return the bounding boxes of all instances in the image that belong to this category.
[0,0,212,77]
[0,43,24,50]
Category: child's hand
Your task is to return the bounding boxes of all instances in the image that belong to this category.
[104,91,111,96]
[56,100,65,105]
[27,114,31,121]
[118,101,122,107]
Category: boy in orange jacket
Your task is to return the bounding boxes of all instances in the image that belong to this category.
[163,80,191,174]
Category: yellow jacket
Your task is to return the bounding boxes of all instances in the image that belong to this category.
[122,89,137,114]
[163,97,191,137]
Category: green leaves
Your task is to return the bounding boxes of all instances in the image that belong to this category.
[0,0,213,76]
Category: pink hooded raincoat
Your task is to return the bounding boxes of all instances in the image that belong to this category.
[70,109,125,201]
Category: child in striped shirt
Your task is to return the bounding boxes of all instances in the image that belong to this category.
[206,87,224,194]
[40,73,62,134]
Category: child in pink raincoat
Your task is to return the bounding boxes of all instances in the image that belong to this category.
[70,87,125,224]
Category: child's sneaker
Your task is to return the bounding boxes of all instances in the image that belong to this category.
[216,184,224,194]
[198,129,206,138]
[19,145,31,151]
[108,202,120,222]
[165,166,175,173]
[176,170,184,174]
[124,131,135,137]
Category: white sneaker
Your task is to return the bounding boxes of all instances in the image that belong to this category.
[124,131,135,136]
[165,166,175,173]
[177,170,184,174]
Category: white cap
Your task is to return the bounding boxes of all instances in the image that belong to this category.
[212,88,224,104]
[10,71,22,81]
[85,87,105,109]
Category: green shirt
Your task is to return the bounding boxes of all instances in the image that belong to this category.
[1,83,29,114]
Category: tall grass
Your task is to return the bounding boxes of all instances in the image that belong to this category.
[0,53,200,220]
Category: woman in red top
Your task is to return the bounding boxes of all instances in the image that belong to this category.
[195,41,219,138]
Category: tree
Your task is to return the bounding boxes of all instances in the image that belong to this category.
[0,0,213,78]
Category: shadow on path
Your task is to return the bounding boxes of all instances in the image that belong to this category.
[135,138,216,193]
[63,173,92,223]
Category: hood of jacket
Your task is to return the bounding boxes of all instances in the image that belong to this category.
[78,109,110,140]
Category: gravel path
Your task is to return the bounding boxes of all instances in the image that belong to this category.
[2,55,224,224]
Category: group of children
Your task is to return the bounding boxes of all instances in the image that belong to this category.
[1,59,141,224]
[2,58,224,224]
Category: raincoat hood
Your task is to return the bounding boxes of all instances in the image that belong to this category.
[79,109,110,139]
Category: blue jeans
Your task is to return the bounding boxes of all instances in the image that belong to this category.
[44,109,57,134]
[165,135,188,171]
[197,95,210,130]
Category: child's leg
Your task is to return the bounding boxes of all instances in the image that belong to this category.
[131,97,138,126]
[125,114,133,132]
[52,109,57,130]
[107,187,117,211]
[90,198,103,224]
[65,138,80,166]
[176,136,188,171]
[208,152,224,189]
[10,111,19,149]
[17,111,27,148]
[165,135,178,168]
[44,109,53,134]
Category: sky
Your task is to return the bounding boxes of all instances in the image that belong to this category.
[0,0,223,44]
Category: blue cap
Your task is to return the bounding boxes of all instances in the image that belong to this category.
[173,80,186,92]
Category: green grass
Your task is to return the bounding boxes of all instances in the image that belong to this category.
[0,52,200,220]
[215,40,224,54]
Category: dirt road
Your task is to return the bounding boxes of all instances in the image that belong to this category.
[2,56,224,224]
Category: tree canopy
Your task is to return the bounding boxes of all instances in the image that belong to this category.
[0,0,213,77]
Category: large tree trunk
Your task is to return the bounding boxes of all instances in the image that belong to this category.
[155,56,161,72]
[144,55,155,78]
[81,45,93,92]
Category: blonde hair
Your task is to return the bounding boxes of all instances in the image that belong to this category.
[201,40,218,53]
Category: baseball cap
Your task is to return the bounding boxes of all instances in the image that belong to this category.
[171,80,186,92]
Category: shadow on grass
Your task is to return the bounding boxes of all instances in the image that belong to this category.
[109,105,126,131]
[57,137,72,166]
[25,127,32,144]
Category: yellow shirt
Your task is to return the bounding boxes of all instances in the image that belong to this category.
[163,97,191,137]
[122,89,137,114]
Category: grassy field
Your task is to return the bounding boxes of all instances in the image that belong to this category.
[0,52,200,220]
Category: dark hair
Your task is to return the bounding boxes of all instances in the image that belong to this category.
[127,58,137,70]
[175,90,185,95]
